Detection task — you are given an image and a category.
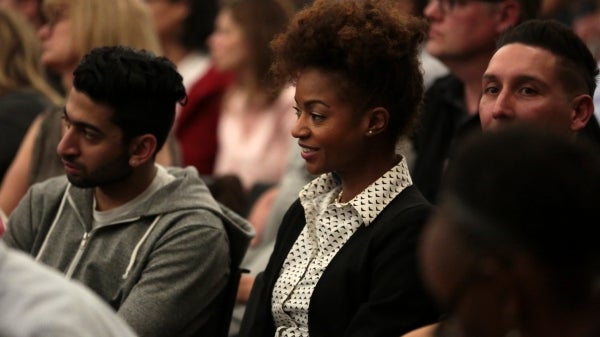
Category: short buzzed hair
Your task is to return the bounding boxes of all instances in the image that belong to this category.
[497,19,599,96]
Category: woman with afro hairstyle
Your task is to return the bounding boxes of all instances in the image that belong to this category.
[238,0,439,336]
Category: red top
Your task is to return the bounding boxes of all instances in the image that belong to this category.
[175,65,233,175]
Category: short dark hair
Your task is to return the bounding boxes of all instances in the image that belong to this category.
[497,19,599,96]
[441,124,600,305]
[271,0,428,142]
[73,46,186,152]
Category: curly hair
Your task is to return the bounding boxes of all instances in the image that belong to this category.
[73,46,186,153]
[271,0,428,141]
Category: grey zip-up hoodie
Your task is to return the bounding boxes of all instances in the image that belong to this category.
[4,166,254,337]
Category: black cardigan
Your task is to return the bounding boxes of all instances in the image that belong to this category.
[239,185,439,337]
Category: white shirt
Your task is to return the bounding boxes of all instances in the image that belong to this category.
[271,158,413,336]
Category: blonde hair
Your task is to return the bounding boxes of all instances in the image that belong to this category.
[0,8,63,105]
[43,0,162,59]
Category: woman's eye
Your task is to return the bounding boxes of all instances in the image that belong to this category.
[310,112,325,122]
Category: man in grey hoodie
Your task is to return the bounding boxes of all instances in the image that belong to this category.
[3,46,254,337]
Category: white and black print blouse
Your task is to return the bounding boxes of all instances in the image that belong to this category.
[271,157,413,337]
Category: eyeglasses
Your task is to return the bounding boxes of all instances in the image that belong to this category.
[429,0,504,15]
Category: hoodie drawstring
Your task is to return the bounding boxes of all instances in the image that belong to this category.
[122,215,161,279]
[35,184,71,262]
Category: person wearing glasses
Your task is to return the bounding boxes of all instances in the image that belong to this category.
[405,18,600,337]
[419,124,600,337]
[410,0,541,203]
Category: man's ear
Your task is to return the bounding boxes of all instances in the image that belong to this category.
[570,94,594,132]
[128,134,157,168]
[494,0,521,34]
[364,107,389,137]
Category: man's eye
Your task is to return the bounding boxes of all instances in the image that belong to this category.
[519,87,538,96]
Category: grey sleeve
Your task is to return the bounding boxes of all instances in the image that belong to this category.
[3,187,37,252]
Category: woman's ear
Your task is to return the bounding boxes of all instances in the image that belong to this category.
[365,107,389,136]
[128,134,157,167]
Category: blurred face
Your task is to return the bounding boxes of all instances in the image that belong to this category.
[37,7,79,75]
[57,88,133,188]
[480,43,578,133]
[420,210,510,337]
[424,0,503,64]
[144,0,188,42]
[208,8,249,73]
[0,0,42,27]
[291,68,371,177]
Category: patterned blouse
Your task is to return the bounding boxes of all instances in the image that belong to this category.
[271,157,413,336]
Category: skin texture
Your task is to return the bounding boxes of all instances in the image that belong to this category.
[422,0,520,113]
[57,88,132,189]
[480,43,593,133]
[424,1,502,66]
[291,68,394,202]
[292,69,371,177]
[57,88,159,212]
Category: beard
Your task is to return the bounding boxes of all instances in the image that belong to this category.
[65,151,133,188]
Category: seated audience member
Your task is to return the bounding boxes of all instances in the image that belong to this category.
[402,18,600,337]
[0,241,138,337]
[4,46,254,337]
[480,19,600,144]
[420,124,600,337]
[238,1,438,336]
[0,0,175,217]
[0,8,62,181]
[144,0,233,175]
[411,0,541,203]
[208,0,296,207]
[230,2,446,334]
[0,0,45,29]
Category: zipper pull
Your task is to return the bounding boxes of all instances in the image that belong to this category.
[79,232,89,249]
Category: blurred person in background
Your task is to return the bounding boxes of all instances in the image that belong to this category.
[0,0,44,29]
[208,0,296,214]
[0,0,178,216]
[420,124,600,337]
[145,0,233,175]
[0,8,62,182]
